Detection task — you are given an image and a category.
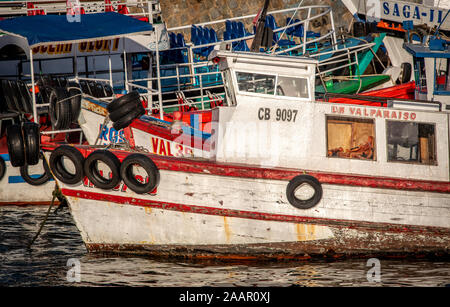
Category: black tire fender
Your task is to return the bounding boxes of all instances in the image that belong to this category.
[0,155,6,181]
[48,87,72,130]
[19,152,52,186]
[9,81,25,113]
[1,80,17,111]
[84,150,121,190]
[49,145,85,184]
[66,82,82,123]
[112,107,145,131]
[286,175,323,209]
[120,153,160,194]
[109,101,144,122]
[106,91,140,113]
[22,122,40,165]
[17,81,33,114]
[399,62,412,84]
[6,124,25,167]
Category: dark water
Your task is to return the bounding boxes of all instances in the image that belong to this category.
[0,206,449,288]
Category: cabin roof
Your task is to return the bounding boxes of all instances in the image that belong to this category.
[404,42,450,59]
[0,12,153,48]
[209,50,318,68]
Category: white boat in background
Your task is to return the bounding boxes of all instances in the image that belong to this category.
[342,0,450,32]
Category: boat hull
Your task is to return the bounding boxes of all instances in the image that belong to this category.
[0,153,55,206]
[48,149,450,260]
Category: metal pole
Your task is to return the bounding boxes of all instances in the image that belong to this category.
[155,27,163,120]
[74,44,78,80]
[108,54,113,88]
[329,10,338,50]
[30,49,37,123]
[123,39,129,92]
[303,8,311,55]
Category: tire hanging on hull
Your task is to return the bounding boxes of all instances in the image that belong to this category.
[49,145,85,185]
[286,175,323,209]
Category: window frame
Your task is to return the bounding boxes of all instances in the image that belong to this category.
[325,115,377,162]
[233,69,311,101]
[385,119,438,166]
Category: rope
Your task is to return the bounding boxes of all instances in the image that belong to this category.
[27,186,64,249]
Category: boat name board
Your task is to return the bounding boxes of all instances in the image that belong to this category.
[361,0,450,29]
[331,105,417,120]
[32,38,120,56]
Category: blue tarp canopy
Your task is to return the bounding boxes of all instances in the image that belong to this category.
[0,12,153,47]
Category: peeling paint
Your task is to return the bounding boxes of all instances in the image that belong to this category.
[223,216,231,243]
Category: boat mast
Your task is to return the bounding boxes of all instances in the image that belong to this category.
[250,0,270,52]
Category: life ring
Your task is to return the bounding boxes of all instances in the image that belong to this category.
[112,107,145,131]
[0,156,6,181]
[22,122,40,165]
[6,124,25,167]
[66,82,82,123]
[109,100,144,122]
[49,145,85,184]
[106,91,140,113]
[286,175,323,209]
[120,153,160,194]
[84,150,121,190]
[48,87,72,130]
[19,152,52,186]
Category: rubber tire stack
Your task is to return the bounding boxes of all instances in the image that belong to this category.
[6,122,41,166]
[106,91,145,131]
[6,122,51,185]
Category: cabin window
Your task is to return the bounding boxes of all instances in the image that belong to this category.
[276,76,309,98]
[386,121,436,165]
[326,116,376,160]
[235,71,309,98]
[236,72,275,95]
[435,58,450,93]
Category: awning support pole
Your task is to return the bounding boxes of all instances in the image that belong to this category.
[30,49,37,123]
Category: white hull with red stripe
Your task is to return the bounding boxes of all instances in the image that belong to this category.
[46,148,450,259]
[0,153,55,205]
[48,50,450,258]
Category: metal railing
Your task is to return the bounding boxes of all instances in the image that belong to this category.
[0,0,156,20]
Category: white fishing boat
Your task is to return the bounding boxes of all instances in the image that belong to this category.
[0,9,156,205]
[0,0,423,206]
[41,39,450,259]
[342,0,450,32]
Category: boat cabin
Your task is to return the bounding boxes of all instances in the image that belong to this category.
[208,49,449,183]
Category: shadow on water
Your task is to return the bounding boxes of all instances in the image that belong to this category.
[0,206,449,287]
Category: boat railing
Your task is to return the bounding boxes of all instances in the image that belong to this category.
[0,0,157,22]
[167,5,338,56]
[126,60,225,118]
[315,42,376,76]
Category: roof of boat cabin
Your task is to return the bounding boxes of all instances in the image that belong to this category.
[209,50,318,66]
[404,42,450,59]
[0,12,153,48]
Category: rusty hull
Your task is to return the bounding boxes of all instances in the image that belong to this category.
[85,225,450,261]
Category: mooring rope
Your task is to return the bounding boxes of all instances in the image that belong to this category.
[27,186,64,249]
